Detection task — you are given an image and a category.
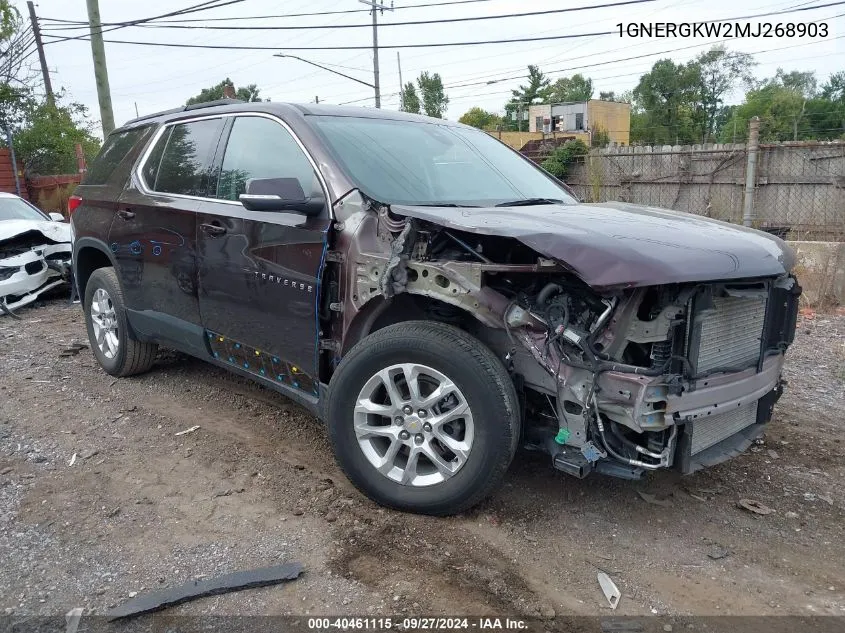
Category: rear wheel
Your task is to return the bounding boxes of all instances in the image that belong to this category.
[327,321,519,515]
[84,267,158,377]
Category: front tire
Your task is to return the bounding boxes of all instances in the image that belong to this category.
[84,267,158,377]
[327,321,519,515]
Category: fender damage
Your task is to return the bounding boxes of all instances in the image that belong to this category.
[324,192,801,480]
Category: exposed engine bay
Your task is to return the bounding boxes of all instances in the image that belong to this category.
[0,222,72,316]
[324,192,801,480]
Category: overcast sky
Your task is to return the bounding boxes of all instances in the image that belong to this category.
[17,0,845,132]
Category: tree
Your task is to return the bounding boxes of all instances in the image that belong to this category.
[541,139,588,179]
[696,46,755,142]
[400,82,420,114]
[632,58,702,144]
[599,91,616,101]
[1,1,17,39]
[547,74,594,103]
[505,65,550,130]
[417,72,449,118]
[12,94,101,174]
[186,78,263,105]
[458,107,500,129]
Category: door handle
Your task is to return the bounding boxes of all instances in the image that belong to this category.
[200,222,227,237]
[117,209,135,220]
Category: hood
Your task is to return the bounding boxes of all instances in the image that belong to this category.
[0,219,71,245]
[391,201,793,288]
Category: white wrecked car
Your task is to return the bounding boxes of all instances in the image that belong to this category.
[0,192,72,315]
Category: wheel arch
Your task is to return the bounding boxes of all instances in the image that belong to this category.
[73,238,119,301]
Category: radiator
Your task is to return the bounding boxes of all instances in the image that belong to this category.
[689,401,759,455]
[694,295,768,374]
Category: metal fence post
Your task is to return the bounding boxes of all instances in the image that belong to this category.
[742,116,760,227]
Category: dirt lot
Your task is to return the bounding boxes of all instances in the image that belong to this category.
[1,299,844,622]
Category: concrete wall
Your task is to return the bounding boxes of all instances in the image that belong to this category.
[488,130,545,150]
[789,241,845,306]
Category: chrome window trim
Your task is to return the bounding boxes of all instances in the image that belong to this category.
[134,111,333,217]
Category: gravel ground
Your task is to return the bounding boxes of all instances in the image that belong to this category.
[0,299,843,623]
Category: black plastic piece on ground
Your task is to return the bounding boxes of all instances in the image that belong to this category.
[105,562,304,620]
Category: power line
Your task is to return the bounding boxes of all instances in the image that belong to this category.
[42,0,660,33]
[39,0,499,27]
[42,1,845,50]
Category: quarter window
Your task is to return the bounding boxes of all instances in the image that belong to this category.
[214,116,319,202]
[144,118,222,196]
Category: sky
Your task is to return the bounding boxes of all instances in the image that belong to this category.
[14,0,845,134]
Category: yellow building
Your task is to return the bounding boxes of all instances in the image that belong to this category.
[527,100,631,146]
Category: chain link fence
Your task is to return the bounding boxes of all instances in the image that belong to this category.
[557,141,845,241]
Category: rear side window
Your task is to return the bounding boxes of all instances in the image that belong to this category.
[214,116,319,201]
[143,118,222,196]
[84,126,149,185]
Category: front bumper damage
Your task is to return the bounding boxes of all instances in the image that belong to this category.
[0,232,72,315]
[327,194,801,481]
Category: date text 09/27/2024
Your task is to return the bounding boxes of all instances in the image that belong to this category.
[307,618,529,631]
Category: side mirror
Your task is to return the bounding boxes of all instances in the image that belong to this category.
[238,177,324,216]
[49,212,66,222]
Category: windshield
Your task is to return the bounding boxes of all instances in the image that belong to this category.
[309,116,577,207]
[0,197,48,222]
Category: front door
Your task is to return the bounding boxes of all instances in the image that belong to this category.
[196,114,331,396]
[110,117,224,329]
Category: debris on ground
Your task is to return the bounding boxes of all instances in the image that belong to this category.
[737,499,775,515]
[68,453,77,467]
[174,425,200,436]
[707,546,731,560]
[106,562,304,620]
[65,607,83,633]
[597,571,621,609]
[637,491,673,507]
[59,343,88,357]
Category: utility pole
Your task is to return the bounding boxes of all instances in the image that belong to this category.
[742,116,760,228]
[359,1,393,108]
[85,0,116,136]
[397,51,404,110]
[26,1,54,104]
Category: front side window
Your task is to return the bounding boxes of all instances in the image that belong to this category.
[310,116,576,207]
[214,116,320,202]
[144,118,222,196]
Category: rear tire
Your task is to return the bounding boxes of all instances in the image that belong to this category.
[327,321,519,515]
[84,267,158,377]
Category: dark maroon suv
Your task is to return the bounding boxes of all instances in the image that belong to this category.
[71,99,800,515]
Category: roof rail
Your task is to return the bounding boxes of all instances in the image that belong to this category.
[124,98,246,126]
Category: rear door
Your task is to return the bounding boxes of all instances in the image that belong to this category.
[196,114,331,394]
[110,116,224,329]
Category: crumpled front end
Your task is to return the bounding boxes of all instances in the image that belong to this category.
[0,227,72,315]
[325,193,801,480]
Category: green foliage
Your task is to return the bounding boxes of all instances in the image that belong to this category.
[417,72,449,118]
[541,139,589,179]
[1,0,18,39]
[505,65,550,130]
[547,74,594,103]
[401,82,420,114]
[591,126,610,148]
[458,107,501,129]
[12,96,101,175]
[696,45,755,142]
[718,68,843,142]
[599,91,616,101]
[632,58,702,144]
[186,78,263,105]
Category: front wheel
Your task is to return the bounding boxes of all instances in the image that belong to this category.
[326,321,519,515]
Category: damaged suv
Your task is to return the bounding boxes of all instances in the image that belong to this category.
[71,101,800,515]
